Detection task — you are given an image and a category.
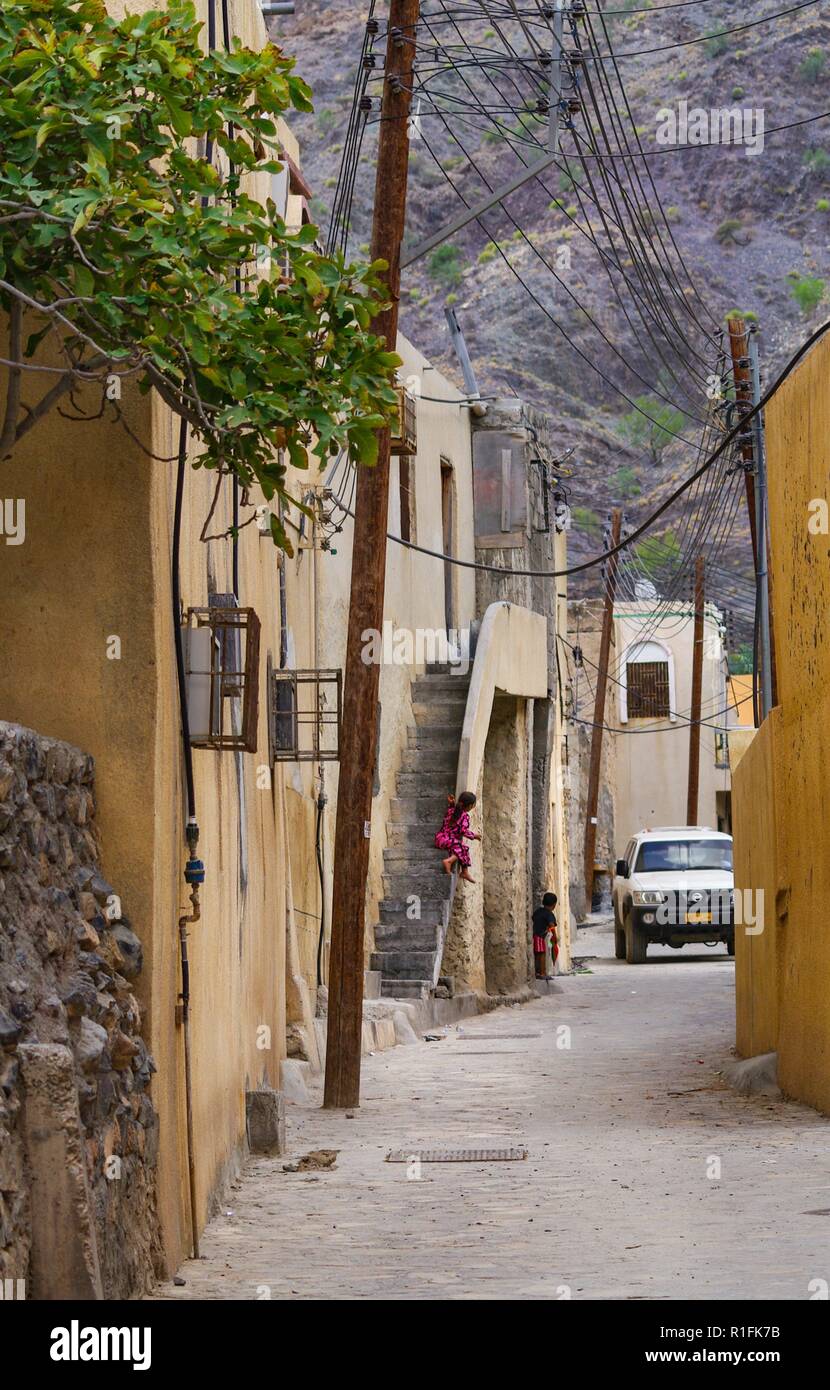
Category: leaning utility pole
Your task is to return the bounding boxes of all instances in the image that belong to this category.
[726,317,758,568]
[686,554,705,826]
[748,330,776,719]
[726,316,776,722]
[324,1,420,1110]
[583,508,622,914]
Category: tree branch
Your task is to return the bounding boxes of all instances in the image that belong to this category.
[0,299,23,457]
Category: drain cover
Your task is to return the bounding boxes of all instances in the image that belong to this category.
[457,1031,542,1040]
[386,1145,528,1163]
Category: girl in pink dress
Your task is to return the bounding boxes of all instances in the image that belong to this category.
[434,791,481,884]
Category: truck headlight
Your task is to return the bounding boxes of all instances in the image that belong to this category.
[633,890,666,907]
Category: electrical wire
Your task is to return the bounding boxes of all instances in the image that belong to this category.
[326,317,829,580]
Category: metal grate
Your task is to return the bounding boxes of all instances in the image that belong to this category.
[386,1146,527,1163]
[183,606,261,753]
[270,668,342,762]
[627,660,670,718]
[390,385,417,457]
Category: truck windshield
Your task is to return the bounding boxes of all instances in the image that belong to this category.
[635,840,733,872]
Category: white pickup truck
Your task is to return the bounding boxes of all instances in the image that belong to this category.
[612,827,734,964]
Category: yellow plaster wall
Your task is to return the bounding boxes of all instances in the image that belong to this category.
[732,709,780,1059]
[0,0,293,1274]
[733,329,830,1111]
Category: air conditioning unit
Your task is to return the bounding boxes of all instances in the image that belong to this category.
[183,603,261,753]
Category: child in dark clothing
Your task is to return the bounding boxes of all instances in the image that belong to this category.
[434,791,481,884]
[532,892,558,980]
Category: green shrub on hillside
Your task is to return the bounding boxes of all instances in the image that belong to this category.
[788,275,825,315]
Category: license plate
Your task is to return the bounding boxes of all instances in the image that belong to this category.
[686,911,711,924]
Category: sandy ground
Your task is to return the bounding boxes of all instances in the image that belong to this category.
[153,921,830,1300]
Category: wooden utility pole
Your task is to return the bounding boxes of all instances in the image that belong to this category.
[686,554,705,826]
[726,316,777,718]
[324,1,420,1110]
[583,508,622,913]
[726,317,758,568]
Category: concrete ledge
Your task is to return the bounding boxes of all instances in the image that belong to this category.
[19,1043,103,1300]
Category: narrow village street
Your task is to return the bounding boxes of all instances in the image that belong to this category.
[6,0,830,1348]
[157,924,830,1302]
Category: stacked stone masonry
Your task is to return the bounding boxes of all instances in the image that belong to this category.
[0,722,161,1298]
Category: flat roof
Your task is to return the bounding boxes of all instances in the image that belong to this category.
[635,827,732,840]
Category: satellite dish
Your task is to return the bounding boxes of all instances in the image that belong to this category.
[634,579,658,600]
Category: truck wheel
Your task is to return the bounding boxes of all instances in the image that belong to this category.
[625,915,647,964]
[727,932,735,957]
[613,905,626,959]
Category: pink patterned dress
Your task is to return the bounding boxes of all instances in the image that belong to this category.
[434,805,473,868]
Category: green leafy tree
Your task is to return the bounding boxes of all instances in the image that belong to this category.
[799,47,826,84]
[571,505,600,538]
[788,274,825,316]
[803,146,830,176]
[427,244,464,290]
[704,30,729,59]
[0,0,400,546]
[613,464,641,500]
[729,642,753,675]
[634,531,681,580]
[617,395,685,465]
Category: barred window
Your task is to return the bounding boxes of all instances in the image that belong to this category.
[626,660,671,718]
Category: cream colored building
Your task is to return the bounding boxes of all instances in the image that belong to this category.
[0,0,573,1291]
[613,599,733,850]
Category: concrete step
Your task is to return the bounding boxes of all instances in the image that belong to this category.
[380,978,432,1001]
[412,676,470,699]
[369,950,438,979]
[383,844,445,866]
[383,872,452,899]
[396,772,457,797]
[407,725,461,749]
[399,747,457,774]
[411,700,468,725]
[389,796,448,824]
[373,921,442,950]
[378,896,449,923]
[387,822,438,850]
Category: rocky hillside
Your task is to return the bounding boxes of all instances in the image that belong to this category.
[268,0,829,624]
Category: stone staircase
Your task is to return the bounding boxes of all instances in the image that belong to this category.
[370,664,471,999]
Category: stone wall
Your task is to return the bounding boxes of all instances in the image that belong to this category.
[483,697,531,994]
[0,722,161,1297]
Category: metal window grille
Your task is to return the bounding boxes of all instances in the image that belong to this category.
[270,668,342,762]
[390,385,417,457]
[183,606,261,753]
[627,660,671,718]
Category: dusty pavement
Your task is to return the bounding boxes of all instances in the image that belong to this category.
[155,921,830,1301]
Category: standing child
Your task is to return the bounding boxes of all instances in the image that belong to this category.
[434,791,481,884]
[532,892,558,980]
